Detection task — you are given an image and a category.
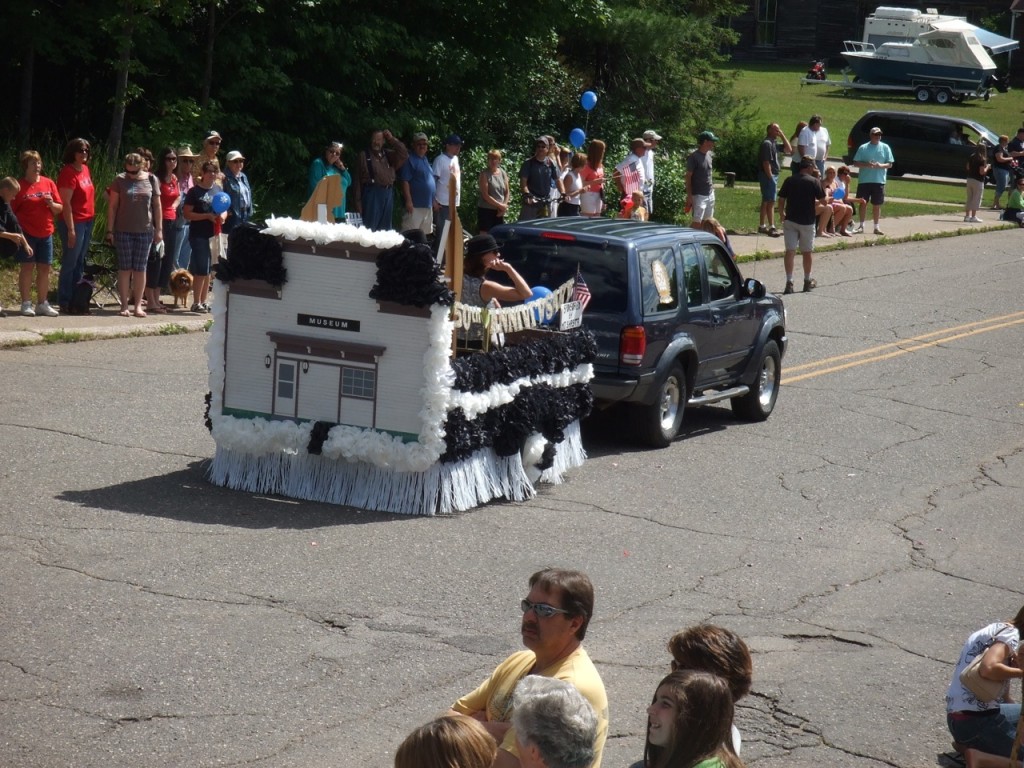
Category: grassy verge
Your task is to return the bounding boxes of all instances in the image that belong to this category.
[721,62,1024,141]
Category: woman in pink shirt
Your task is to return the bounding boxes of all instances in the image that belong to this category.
[579,139,606,217]
[13,151,63,316]
[55,138,96,312]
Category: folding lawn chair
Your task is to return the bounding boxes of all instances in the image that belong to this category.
[83,241,118,310]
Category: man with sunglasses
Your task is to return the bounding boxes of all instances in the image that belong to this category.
[450,568,608,767]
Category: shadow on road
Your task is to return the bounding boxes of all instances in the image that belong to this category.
[581,403,733,458]
[58,461,404,529]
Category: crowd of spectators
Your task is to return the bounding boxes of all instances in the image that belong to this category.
[0,130,253,318]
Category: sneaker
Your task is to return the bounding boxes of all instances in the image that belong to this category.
[803,277,817,293]
[201,302,212,312]
[783,281,795,295]
[20,301,35,317]
[769,227,782,237]
[36,301,59,317]
[873,227,885,235]
[758,225,770,234]
[964,216,972,222]
[852,223,864,234]
[969,216,984,223]
[191,303,203,312]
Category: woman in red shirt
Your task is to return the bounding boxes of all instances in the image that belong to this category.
[56,138,96,312]
[13,151,63,316]
[145,147,181,313]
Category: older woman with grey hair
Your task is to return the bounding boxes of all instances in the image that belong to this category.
[512,676,598,768]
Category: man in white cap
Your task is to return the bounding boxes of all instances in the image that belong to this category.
[641,129,662,214]
[851,126,894,235]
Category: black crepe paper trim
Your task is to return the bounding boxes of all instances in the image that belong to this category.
[440,383,593,463]
[307,421,333,455]
[204,392,213,432]
[213,223,288,286]
[451,329,598,394]
[368,240,454,307]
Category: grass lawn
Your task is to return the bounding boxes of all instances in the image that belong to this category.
[722,62,1024,143]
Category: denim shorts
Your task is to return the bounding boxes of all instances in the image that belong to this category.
[19,233,54,265]
[758,172,778,203]
[189,236,212,276]
[948,704,1021,757]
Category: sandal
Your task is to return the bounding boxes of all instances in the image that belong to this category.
[133,309,147,318]
[148,304,167,314]
[119,308,131,317]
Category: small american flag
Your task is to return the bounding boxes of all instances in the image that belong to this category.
[572,269,591,311]
[619,161,642,195]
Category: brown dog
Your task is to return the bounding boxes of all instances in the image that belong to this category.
[169,269,194,308]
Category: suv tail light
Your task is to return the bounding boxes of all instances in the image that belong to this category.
[620,326,646,366]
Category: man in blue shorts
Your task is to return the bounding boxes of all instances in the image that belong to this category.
[758,122,791,237]
[851,126,894,236]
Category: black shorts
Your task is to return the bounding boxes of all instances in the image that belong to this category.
[477,207,505,232]
[857,182,885,205]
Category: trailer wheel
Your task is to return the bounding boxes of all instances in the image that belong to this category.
[984,91,991,102]
[935,88,952,105]
[915,87,932,103]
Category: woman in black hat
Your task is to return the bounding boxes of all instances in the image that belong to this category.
[462,233,531,307]
[461,233,532,346]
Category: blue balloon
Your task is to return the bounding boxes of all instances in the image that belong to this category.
[526,286,554,325]
[211,191,231,214]
[580,91,598,111]
[832,187,845,200]
[569,128,586,148]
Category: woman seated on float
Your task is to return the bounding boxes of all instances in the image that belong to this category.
[462,233,532,307]
[460,233,532,348]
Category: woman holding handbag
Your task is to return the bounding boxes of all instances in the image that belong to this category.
[946,606,1024,762]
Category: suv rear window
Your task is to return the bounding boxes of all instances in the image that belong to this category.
[639,247,678,315]
[498,238,629,314]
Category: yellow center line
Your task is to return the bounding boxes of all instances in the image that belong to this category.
[782,313,1024,385]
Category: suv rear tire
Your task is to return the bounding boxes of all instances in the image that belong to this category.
[636,362,686,447]
[732,340,781,421]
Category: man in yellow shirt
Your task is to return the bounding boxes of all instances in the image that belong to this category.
[450,568,609,767]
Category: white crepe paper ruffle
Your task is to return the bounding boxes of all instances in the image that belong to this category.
[208,421,585,515]
[449,363,594,420]
[262,216,405,250]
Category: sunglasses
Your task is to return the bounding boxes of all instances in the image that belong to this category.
[520,599,571,619]
[208,139,221,145]
[167,156,177,161]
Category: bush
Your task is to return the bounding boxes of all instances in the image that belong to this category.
[711,121,765,182]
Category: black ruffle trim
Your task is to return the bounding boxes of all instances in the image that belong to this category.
[368,239,454,307]
[451,328,598,393]
[213,224,288,286]
[307,421,333,455]
[440,383,593,463]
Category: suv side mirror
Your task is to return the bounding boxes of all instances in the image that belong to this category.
[743,278,766,299]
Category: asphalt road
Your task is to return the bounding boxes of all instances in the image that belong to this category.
[2,230,1023,768]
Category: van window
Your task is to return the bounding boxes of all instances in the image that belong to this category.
[639,247,678,315]
[497,237,629,314]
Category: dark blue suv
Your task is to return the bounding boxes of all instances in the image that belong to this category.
[490,218,788,446]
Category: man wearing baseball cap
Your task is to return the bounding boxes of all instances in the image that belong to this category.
[641,129,662,214]
[850,126,894,235]
[399,132,435,236]
[686,130,719,225]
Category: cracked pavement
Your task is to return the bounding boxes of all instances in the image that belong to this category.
[1,232,1023,767]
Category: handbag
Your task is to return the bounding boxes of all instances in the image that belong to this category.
[960,650,1006,702]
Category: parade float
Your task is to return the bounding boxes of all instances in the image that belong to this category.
[204,214,596,516]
